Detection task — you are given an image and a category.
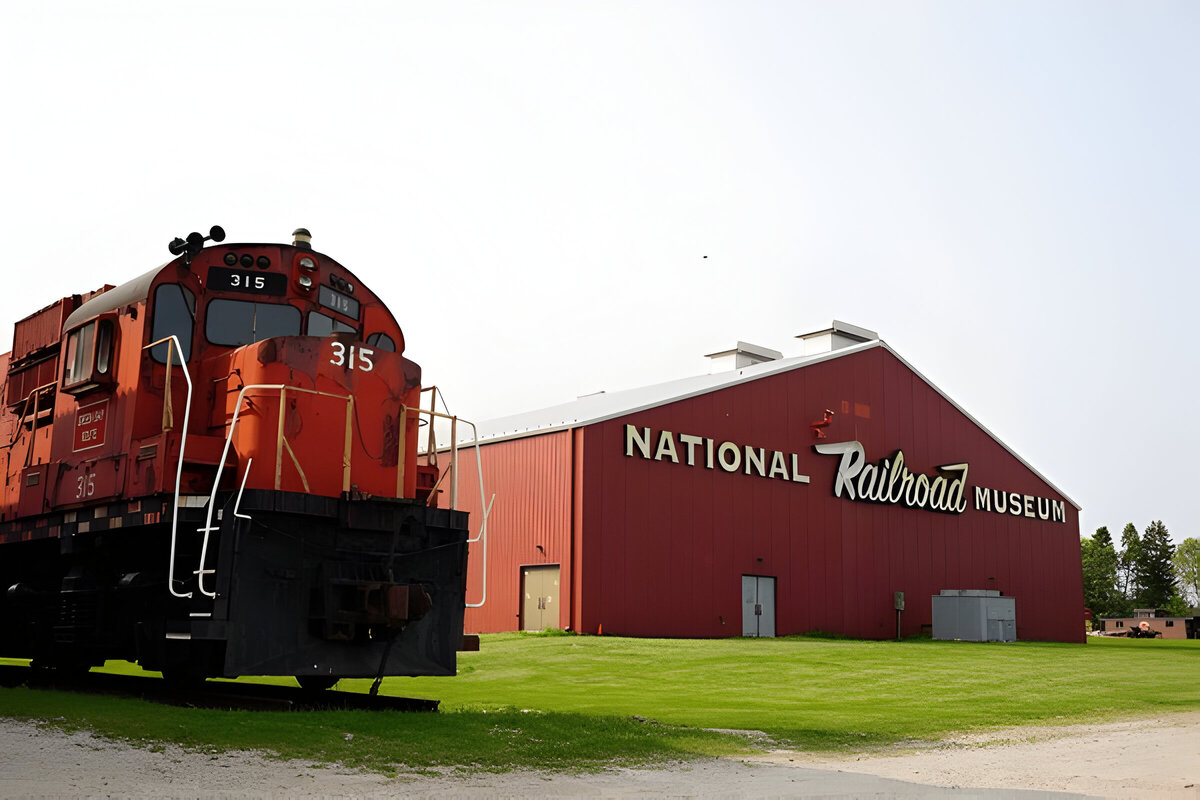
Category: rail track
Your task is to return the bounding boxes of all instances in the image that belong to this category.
[0,665,439,712]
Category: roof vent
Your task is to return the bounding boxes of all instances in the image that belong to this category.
[704,341,783,373]
[795,320,878,356]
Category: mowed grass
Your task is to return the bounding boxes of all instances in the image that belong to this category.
[2,633,1198,772]
[400,633,1200,747]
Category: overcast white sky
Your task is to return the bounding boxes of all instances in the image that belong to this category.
[2,1,1196,544]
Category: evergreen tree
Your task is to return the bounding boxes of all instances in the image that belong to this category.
[1162,592,1190,617]
[1116,522,1141,601]
[1135,520,1176,609]
[1174,537,1200,607]
[1080,527,1119,616]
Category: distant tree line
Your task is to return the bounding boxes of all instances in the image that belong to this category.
[1081,522,1198,618]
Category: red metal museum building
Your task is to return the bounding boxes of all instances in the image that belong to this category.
[454,322,1083,643]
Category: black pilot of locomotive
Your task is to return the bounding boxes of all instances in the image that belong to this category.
[0,227,478,686]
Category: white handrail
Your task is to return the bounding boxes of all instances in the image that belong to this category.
[197,383,285,598]
[142,336,194,600]
[191,380,491,609]
[465,491,494,609]
[233,457,254,520]
[459,419,493,608]
[196,384,353,597]
[461,420,491,544]
[402,404,492,608]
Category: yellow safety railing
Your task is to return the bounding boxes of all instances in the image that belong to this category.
[395,387,493,609]
[197,383,353,598]
[272,385,355,493]
[144,336,186,433]
[4,381,57,467]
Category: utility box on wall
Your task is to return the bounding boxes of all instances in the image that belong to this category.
[931,589,1016,642]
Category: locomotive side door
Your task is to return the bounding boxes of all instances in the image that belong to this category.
[52,315,126,507]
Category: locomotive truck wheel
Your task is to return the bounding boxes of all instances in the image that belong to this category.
[160,659,209,687]
[161,671,207,688]
[31,655,100,677]
[295,675,339,691]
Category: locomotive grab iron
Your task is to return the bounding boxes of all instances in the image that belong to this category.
[0,227,486,687]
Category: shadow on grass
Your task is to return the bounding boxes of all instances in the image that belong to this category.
[0,686,758,774]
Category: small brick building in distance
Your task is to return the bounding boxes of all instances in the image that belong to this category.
[1096,609,1198,639]
[452,322,1084,643]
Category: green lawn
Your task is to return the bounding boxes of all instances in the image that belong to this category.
[2,633,1197,772]
[394,633,1200,747]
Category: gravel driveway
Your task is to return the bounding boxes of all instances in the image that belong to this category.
[3,712,1197,798]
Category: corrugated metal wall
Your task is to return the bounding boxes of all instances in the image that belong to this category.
[12,299,72,361]
[459,430,576,633]
[579,346,1083,642]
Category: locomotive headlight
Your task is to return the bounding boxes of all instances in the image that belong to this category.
[299,256,317,271]
[298,274,314,289]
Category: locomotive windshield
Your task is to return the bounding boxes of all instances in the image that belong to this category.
[308,311,356,337]
[366,332,396,352]
[205,298,301,346]
[149,283,195,364]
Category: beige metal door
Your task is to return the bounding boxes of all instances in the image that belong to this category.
[521,564,560,632]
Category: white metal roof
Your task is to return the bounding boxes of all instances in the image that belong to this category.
[474,340,875,441]
[62,263,168,332]
[470,338,1080,509]
[796,319,878,343]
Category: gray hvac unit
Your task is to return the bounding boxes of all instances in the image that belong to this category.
[931,589,1016,642]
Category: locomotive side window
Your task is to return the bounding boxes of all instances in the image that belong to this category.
[62,317,117,392]
[150,284,196,364]
[95,319,114,375]
[366,332,396,352]
[206,299,301,346]
[63,321,96,387]
[308,311,357,337]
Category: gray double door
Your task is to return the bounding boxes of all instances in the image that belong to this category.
[741,575,776,637]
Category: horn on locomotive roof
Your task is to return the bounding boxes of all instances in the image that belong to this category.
[168,225,226,263]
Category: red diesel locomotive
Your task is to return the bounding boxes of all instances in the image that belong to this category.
[0,227,478,686]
